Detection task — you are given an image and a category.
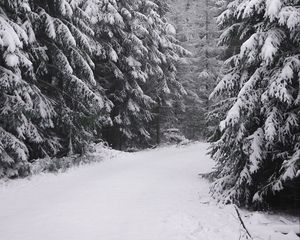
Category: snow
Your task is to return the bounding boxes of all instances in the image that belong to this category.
[0,16,22,52]
[55,19,76,47]
[266,0,282,22]
[5,53,19,67]
[109,48,118,62]
[127,99,140,112]
[261,30,284,64]
[278,6,300,31]
[165,23,176,35]
[240,33,259,62]
[248,128,264,174]
[280,150,300,181]
[241,0,265,18]
[264,107,278,142]
[43,13,56,40]
[0,142,298,240]
[220,98,241,130]
[126,56,141,67]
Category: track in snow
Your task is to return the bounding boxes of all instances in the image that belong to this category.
[0,142,295,240]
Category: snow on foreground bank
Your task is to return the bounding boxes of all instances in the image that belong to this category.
[0,142,298,240]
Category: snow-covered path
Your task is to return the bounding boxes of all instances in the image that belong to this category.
[0,143,298,240]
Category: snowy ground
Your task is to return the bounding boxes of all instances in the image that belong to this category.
[0,142,299,240]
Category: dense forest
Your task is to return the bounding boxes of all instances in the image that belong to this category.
[0,0,189,177]
[0,0,299,210]
[166,0,224,140]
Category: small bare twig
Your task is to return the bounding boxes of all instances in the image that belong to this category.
[234,205,253,240]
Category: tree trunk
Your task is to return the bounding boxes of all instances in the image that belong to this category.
[156,97,161,145]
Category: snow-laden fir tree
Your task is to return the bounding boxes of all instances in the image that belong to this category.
[139,0,188,145]
[203,0,227,139]
[0,0,56,177]
[209,0,300,208]
[28,0,112,155]
[83,0,187,148]
[0,0,188,177]
[80,0,154,149]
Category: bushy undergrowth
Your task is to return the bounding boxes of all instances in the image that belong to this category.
[3,143,116,180]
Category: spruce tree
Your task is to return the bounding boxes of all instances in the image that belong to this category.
[81,0,153,149]
[202,0,227,138]
[0,0,57,177]
[28,0,111,155]
[210,0,300,208]
[85,0,186,148]
[140,0,188,145]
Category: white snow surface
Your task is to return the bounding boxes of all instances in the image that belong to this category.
[0,142,298,240]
